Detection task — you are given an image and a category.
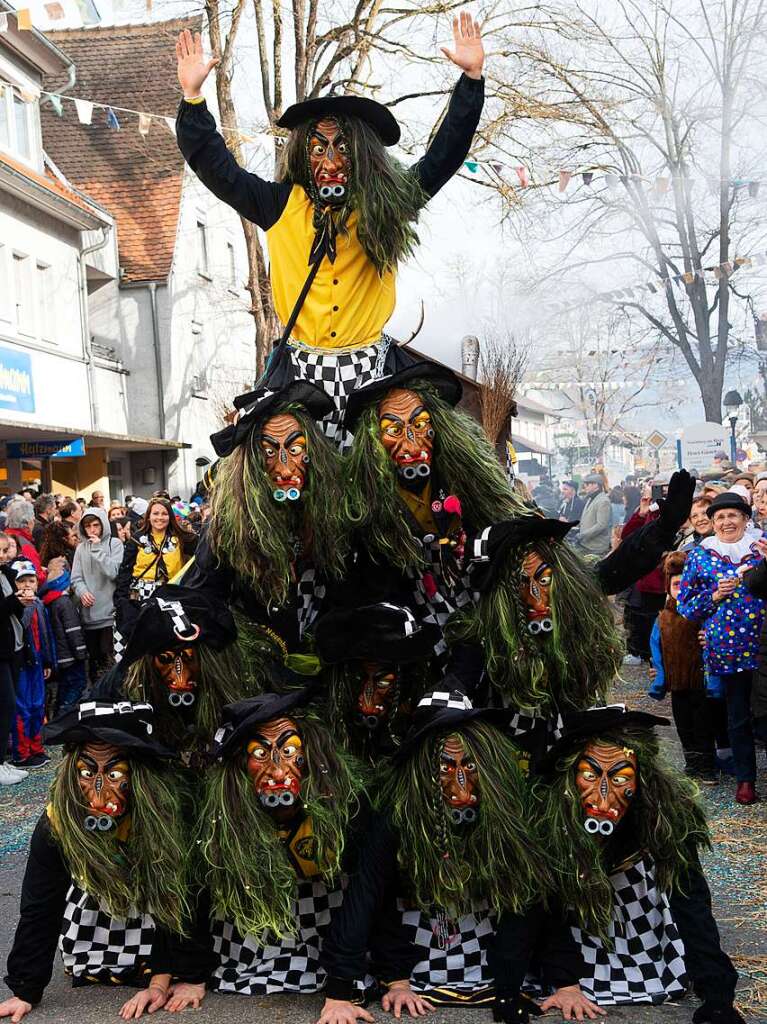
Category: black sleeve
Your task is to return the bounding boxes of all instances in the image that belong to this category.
[151,889,215,985]
[179,532,232,602]
[668,859,738,1008]
[595,518,671,595]
[176,99,291,229]
[743,558,767,599]
[410,74,484,201]
[4,815,71,1005]
[114,539,138,604]
[488,902,583,999]
[322,815,416,999]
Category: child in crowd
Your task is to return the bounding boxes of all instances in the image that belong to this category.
[0,534,30,786]
[11,560,55,770]
[649,551,718,783]
[39,561,87,715]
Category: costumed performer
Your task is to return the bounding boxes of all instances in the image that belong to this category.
[532,705,742,1022]
[175,14,485,447]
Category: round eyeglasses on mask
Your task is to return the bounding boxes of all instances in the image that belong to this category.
[84,814,117,832]
[584,817,614,836]
[169,691,195,707]
[260,790,297,809]
[527,617,553,635]
[449,806,477,825]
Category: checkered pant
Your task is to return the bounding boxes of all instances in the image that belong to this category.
[408,557,479,659]
[210,879,345,994]
[572,857,688,1005]
[296,567,326,641]
[59,884,155,983]
[289,340,386,451]
[400,901,496,992]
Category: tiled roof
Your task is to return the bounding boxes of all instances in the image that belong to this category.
[41,16,201,282]
[0,148,107,225]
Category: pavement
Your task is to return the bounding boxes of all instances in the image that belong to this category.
[1,662,765,1024]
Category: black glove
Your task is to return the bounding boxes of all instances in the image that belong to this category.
[692,1002,746,1024]
[493,993,544,1023]
[658,469,695,536]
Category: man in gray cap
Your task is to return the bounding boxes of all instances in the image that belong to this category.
[575,475,612,557]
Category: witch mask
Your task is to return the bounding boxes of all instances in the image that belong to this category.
[575,742,637,837]
[520,551,554,635]
[308,118,351,205]
[439,733,479,825]
[378,389,434,493]
[152,647,200,707]
[355,661,397,730]
[76,741,131,832]
[246,717,306,821]
[259,414,309,503]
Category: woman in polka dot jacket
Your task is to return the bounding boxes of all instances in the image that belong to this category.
[677,492,765,805]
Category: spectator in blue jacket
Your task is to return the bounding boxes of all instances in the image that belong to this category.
[10,561,55,770]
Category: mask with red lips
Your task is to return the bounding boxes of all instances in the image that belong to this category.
[259,414,309,503]
[520,550,554,636]
[308,118,351,206]
[355,660,398,731]
[439,733,479,826]
[76,741,131,833]
[575,742,637,838]
[246,717,306,823]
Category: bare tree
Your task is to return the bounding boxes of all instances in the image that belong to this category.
[485,0,767,422]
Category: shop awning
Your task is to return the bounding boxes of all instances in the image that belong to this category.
[511,432,553,457]
[0,420,190,452]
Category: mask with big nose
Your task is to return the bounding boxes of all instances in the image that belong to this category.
[153,646,199,707]
[355,660,397,730]
[439,733,479,826]
[308,118,351,205]
[259,414,309,503]
[246,717,306,822]
[76,741,131,833]
[378,389,434,494]
[575,742,637,838]
[520,550,554,635]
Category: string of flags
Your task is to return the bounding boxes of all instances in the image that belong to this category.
[463,159,763,197]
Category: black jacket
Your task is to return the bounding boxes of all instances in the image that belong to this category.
[742,559,767,718]
[0,564,24,661]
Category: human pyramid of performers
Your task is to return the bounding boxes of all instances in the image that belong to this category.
[1,14,744,1024]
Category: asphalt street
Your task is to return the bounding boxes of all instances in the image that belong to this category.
[1,664,765,1024]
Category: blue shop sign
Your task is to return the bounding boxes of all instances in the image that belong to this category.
[0,346,34,414]
[6,437,86,459]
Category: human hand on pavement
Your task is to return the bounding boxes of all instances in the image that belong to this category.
[316,999,374,1024]
[118,982,168,1020]
[381,980,433,1018]
[164,982,205,1012]
[440,11,484,79]
[0,997,33,1023]
[539,985,606,1021]
[176,29,219,98]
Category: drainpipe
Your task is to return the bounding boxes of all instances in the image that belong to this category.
[78,226,110,431]
[148,282,167,487]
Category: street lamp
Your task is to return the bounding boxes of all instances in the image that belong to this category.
[723,389,743,463]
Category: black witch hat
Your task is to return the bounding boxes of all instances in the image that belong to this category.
[393,687,510,763]
[276,95,401,146]
[343,361,462,434]
[44,700,175,759]
[213,688,317,760]
[211,379,335,458]
[465,516,577,593]
[536,704,670,775]
[315,602,441,665]
[119,585,237,670]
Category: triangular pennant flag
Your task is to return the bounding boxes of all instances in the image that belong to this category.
[106,106,121,130]
[735,257,752,267]
[164,116,176,135]
[74,98,93,125]
[489,161,504,175]
[16,8,32,29]
[0,13,8,31]
[515,165,529,188]
[558,169,572,192]
[17,86,39,102]
[138,113,152,137]
[464,160,479,173]
[582,171,593,185]
[749,181,760,198]
[655,176,670,195]
[721,261,733,275]
[49,94,63,117]
[44,2,65,17]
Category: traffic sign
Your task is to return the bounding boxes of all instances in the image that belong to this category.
[645,430,668,449]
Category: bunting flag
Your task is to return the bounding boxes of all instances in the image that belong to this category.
[558,169,572,192]
[138,112,152,137]
[44,2,65,18]
[48,93,63,116]
[105,106,121,130]
[164,117,176,135]
[74,98,93,125]
[0,13,8,31]
[16,8,32,29]
[515,165,529,188]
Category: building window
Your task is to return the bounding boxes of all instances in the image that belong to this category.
[13,95,30,160]
[0,245,8,322]
[227,241,237,287]
[196,220,209,277]
[0,87,9,150]
[13,253,32,334]
[36,262,53,340]
[0,83,34,164]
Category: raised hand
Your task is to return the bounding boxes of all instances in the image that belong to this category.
[176,29,219,99]
[440,11,484,80]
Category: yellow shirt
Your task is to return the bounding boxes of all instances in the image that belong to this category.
[132,532,185,582]
[267,185,396,349]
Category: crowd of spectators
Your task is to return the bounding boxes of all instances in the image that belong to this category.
[0,488,205,786]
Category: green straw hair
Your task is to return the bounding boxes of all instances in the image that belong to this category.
[199,713,367,938]
[344,384,531,574]
[531,728,710,938]
[448,538,624,711]
[378,721,543,916]
[49,750,193,934]
[122,642,255,751]
[208,405,350,605]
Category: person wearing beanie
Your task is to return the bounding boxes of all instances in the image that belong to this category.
[10,561,55,770]
[648,552,717,784]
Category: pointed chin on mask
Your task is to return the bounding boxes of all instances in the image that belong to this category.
[152,646,200,708]
[520,550,554,635]
[354,661,397,731]
[259,414,309,504]
[76,742,131,833]
[246,717,306,821]
[378,390,435,495]
[439,734,479,827]
[575,742,637,838]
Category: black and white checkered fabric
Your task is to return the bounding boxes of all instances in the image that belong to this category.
[289,339,388,450]
[130,577,160,603]
[210,879,345,994]
[59,884,154,982]
[78,700,152,721]
[400,900,496,992]
[572,857,688,1005]
[296,567,326,640]
[409,560,478,659]
[417,691,473,711]
[506,708,564,749]
[112,626,126,664]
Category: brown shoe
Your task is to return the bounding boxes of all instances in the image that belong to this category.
[735,782,758,805]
